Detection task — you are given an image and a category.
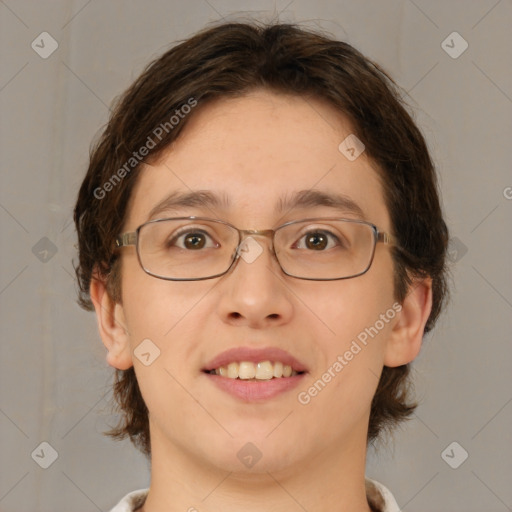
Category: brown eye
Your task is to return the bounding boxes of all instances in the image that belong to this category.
[294,229,341,251]
[167,228,218,250]
[183,232,207,249]
[305,233,328,250]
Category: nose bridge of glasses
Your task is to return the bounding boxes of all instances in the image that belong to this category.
[238,228,276,247]
[241,228,275,238]
[234,228,278,262]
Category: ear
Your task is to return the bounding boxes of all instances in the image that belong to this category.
[384,277,433,367]
[89,270,133,370]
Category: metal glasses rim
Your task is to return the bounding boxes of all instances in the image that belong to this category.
[113,215,396,281]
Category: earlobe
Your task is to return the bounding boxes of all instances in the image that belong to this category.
[384,277,433,367]
[89,272,133,370]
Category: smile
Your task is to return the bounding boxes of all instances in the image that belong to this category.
[202,346,308,401]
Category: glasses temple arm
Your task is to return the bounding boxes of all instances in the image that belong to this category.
[377,231,396,246]
[115,232,137,248]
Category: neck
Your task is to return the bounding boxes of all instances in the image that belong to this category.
[139,422,373,512]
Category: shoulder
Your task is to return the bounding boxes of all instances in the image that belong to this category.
[109,488,149,512]
[365,478,401,512]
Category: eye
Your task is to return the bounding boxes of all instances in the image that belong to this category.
[293,229,342,251]
[167,228,219,250]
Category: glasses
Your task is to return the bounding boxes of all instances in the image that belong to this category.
[115,216,396,281]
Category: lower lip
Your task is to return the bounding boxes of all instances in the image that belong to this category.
[204,373,306,401]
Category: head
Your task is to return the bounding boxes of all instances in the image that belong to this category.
[74,21,449,464]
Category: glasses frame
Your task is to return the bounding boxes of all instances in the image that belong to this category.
[114,216,397,281]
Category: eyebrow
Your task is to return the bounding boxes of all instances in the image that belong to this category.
[147,190,230,220]
[147,189,366,221]
[277,189,366,219]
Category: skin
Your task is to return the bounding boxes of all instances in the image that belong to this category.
[91,89,432,512]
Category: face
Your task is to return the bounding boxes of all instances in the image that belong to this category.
[114,90,402,474]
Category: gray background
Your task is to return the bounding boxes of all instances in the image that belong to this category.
[0,1,511,511]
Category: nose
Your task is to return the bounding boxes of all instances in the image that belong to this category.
[215,233,294,329]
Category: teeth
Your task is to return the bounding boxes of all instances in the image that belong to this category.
[256,361,273,380]
[227,362,239,379]
[239,361,256,380]
[273,361,283,378]
[213,361,299,380]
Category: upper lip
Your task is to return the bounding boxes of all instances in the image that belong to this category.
[203,347,308,373]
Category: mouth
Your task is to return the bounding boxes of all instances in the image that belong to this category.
[202,347,308,401]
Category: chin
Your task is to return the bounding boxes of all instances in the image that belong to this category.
[194,430,308,475]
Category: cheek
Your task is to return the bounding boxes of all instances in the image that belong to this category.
[119,265,209,426]
[121,252,200,334]
[297,258,397,400]
[303,258,396,347]
[295,285,397,436]
[120,256,209,375]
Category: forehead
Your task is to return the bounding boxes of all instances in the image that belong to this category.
[125,90,390,230]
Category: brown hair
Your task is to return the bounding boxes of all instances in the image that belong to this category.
[74,21,449,458]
